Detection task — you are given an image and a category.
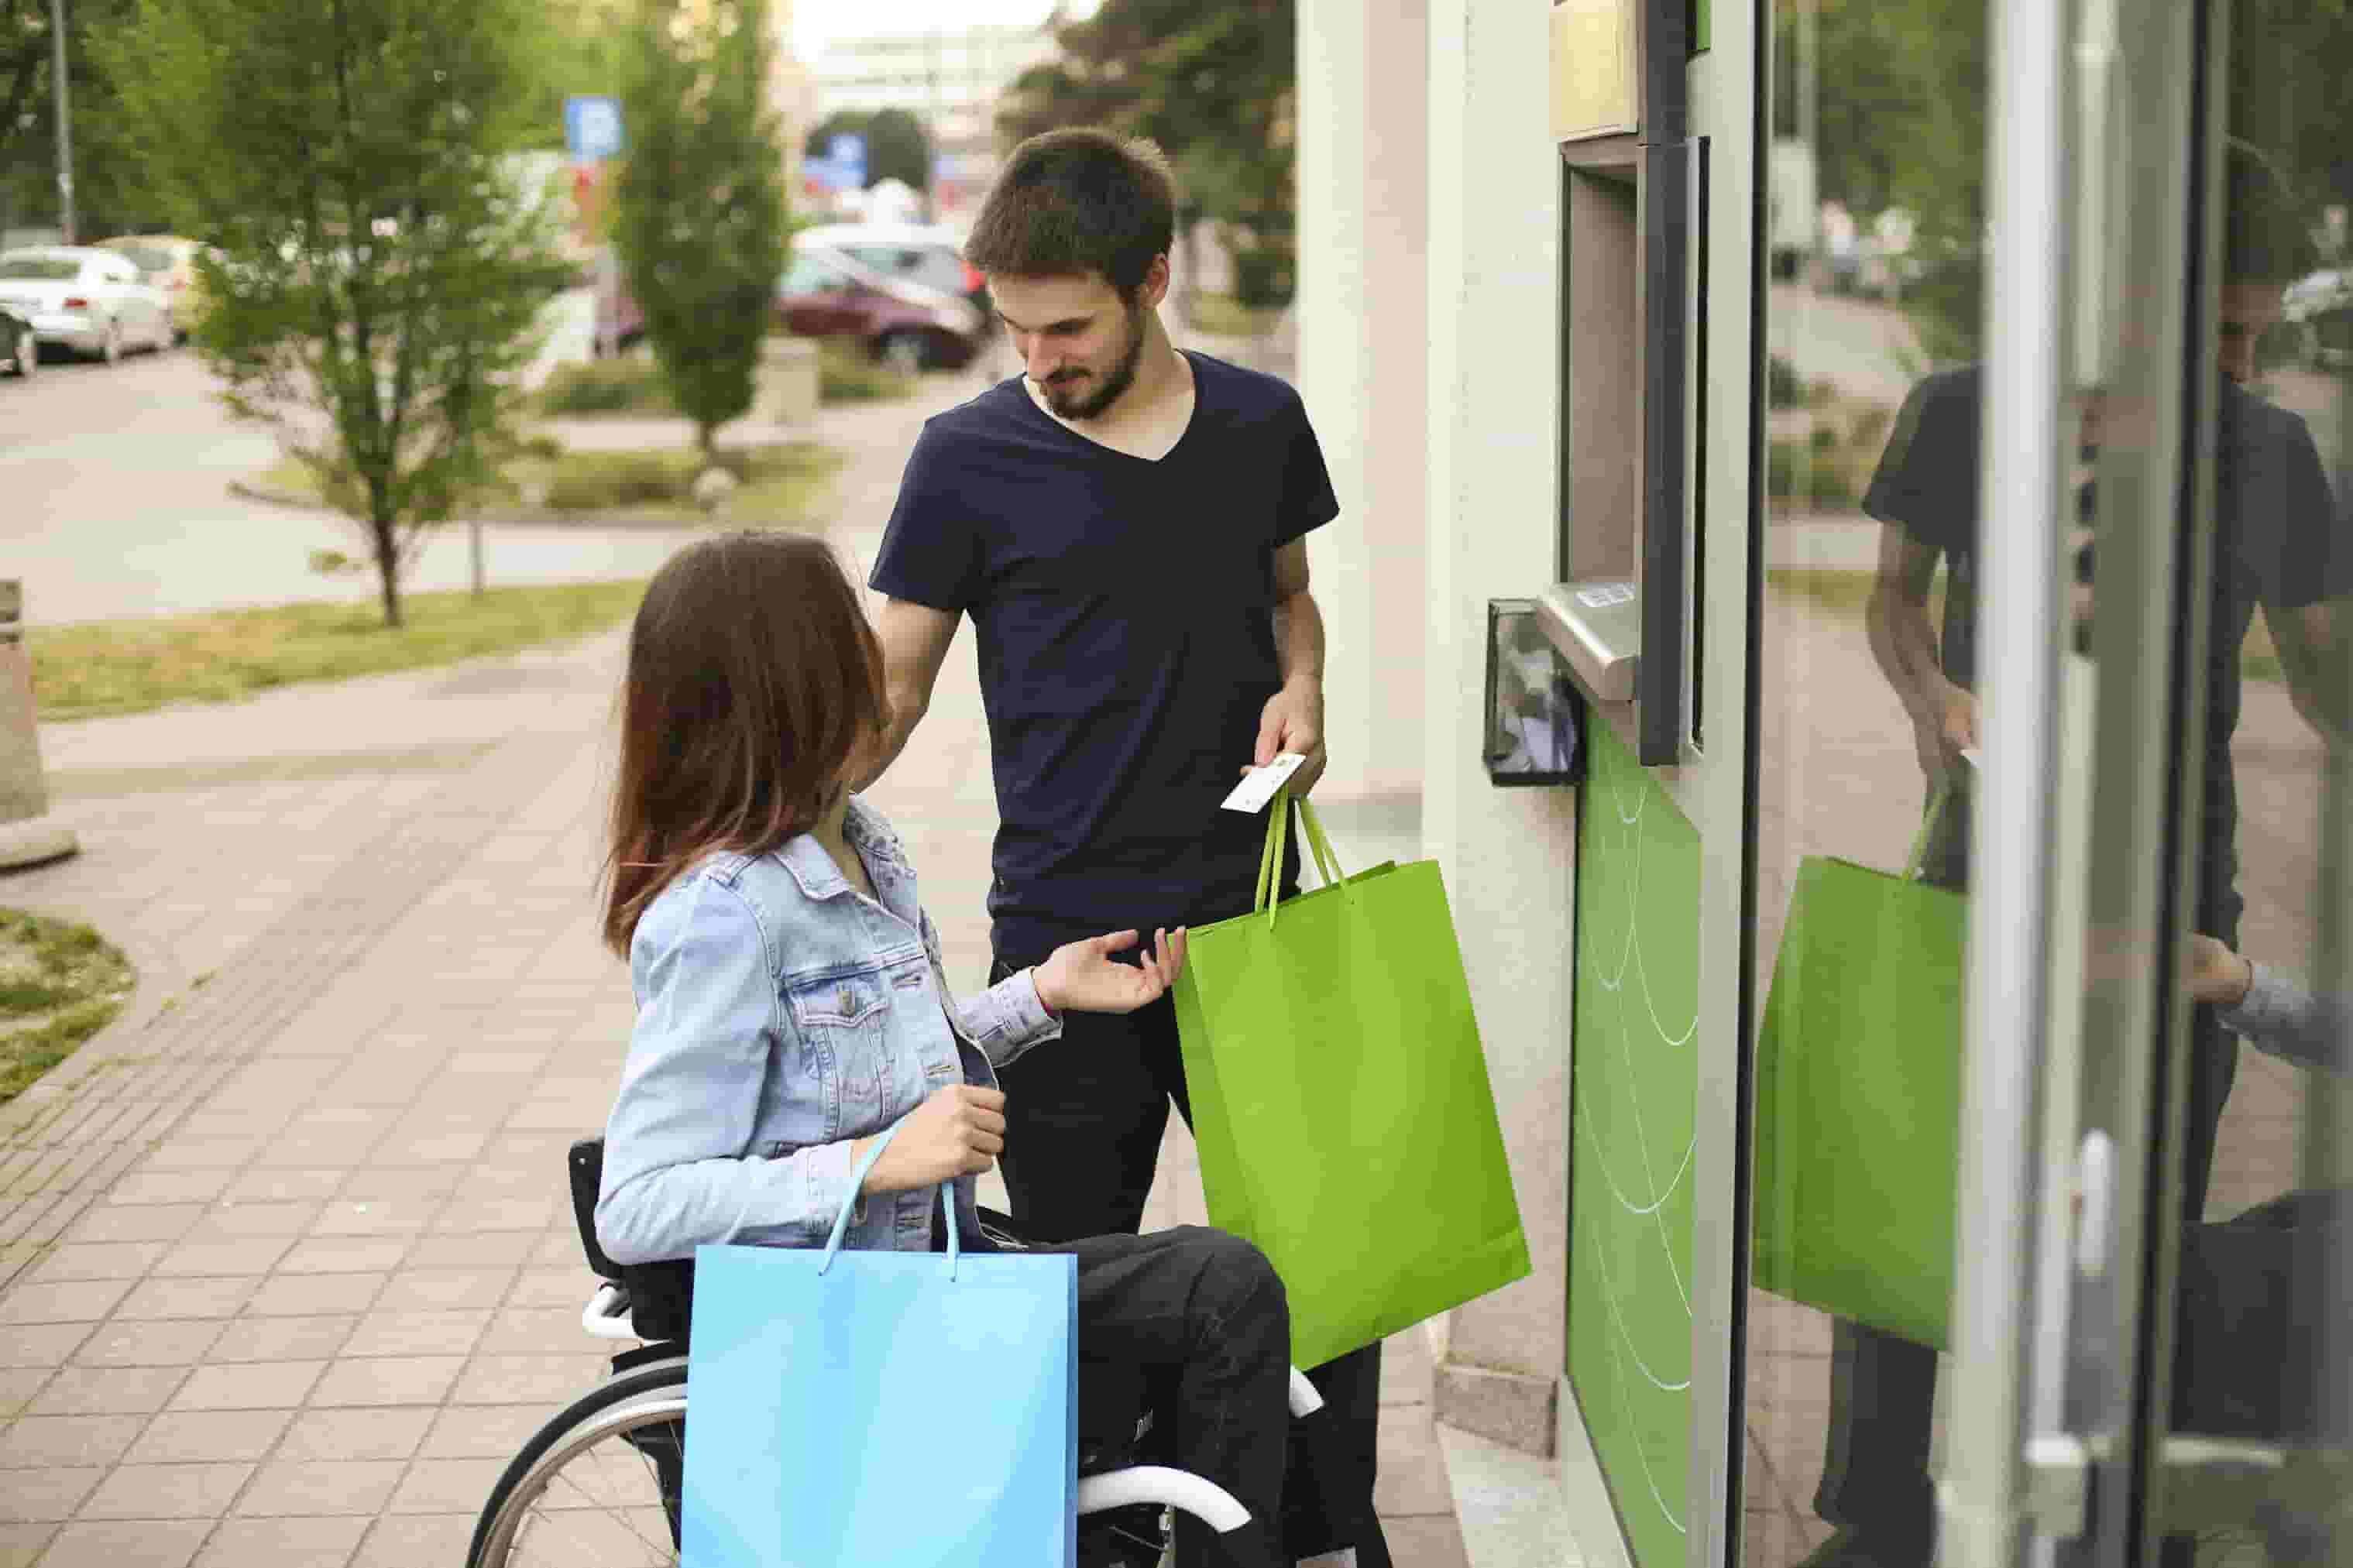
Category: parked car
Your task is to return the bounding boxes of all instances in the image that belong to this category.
[0,303,33,379]
[796,221,988,311]
[0,246,175,362]
[775,243,986,373]
[94,234,208,341]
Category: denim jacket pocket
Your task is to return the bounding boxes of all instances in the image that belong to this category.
[785,971,891,1119]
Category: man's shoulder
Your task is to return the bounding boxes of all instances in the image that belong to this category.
[1189,351,1308,427]
[912,376,1035,451]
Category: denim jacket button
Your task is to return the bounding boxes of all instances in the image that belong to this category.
[837,986,854,1017]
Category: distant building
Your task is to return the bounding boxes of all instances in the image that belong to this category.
[807,20,1060,216]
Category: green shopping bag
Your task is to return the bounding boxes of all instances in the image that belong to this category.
[1172,791,1531,1371]
[1751,788,1965,1350]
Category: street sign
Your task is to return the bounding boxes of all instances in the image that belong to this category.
[565,96,625,162]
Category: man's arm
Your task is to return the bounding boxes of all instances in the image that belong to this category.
[2265,599,2351,746]
[851,598,962,793]
[1865,523,1976,781]
[1255,540,1329,793]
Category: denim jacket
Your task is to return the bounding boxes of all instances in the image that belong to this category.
[595,797,1062,1266]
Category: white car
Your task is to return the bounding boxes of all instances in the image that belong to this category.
[0,245,175,363]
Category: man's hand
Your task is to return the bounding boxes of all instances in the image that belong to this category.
[1247,680,1327,795]
[857,1086,1005,1195]
[1940,683,1981,756]
[2184,934,2255,1007]
[1035,928,1188,1014]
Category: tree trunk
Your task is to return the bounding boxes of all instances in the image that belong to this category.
[697,421,717,461]
[373,513,403,629]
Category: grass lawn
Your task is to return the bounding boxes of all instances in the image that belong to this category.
[1183,293,1285,339]
[255,437,843,529]
[533,342,915,413]
[33,580,648,722]
[0,909,133,1108]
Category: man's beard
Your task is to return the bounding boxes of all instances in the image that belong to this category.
[1041,301,1148,420]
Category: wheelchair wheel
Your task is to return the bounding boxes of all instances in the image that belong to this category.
[467,1357,688,1567]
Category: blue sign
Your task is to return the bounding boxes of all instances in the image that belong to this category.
[565,96,625,162]
[826,132,867,187]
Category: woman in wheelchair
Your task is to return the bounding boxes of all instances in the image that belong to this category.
[593,531,1297,1567]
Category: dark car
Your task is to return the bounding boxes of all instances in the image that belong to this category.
[0,303,33,379]
[775,244,987,374]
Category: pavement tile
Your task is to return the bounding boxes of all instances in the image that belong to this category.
[69,1320,225,1368]
[527,1232,582,1267]
[274,1406,433,1463]
[0,1415,146,1469]
[0,1280,132,1326]
[100,1176,232,1216]
[431,1197,557,1234]
[183,1202,322,1240]
[220,1171,348,1204]
[111,1278,257,1322]
[0,1522,53,1566]
[63,1206,204,1246]
[1379,1514,1472,1566]
[0,1326,89,1367]
[448,1354,606,1407]
[150,1238,293,1278]
[0,1368,53,1415]
[244,1274,385,1318]
[167,1360,325,1412]
[273,1238,410,1275]
[125,1409,297,1464]
[504,1270,596,1309]
[472,1309,578,1356]
[370,1270,511,1313]
[1372,1415,1456,1518]
[373,1130,488,1165]
[385,1456,505,1515]
[417,1402,550,1460]
[352,1512,473,1566]
[0,1466,103,1521]
[201,1316,354,1364]
[402,1233,538,1270]
[332,1168,462,1203]
[232,1459,406,1517]
[134,1139,264,1172]
[339,1311,489,1360]
[26,1366,188,1417]
[77,1460,254,1519]
[307,1356,463,1409]
[33,1518,210,1567]
[191,1515,369,1568]
[304,1199,435,1237]
[252,1131,390,1169]
[19,1244,173,1284]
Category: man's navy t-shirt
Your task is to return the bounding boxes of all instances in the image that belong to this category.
[870,351,1340,960]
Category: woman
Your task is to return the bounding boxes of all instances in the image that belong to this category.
[594,531,1293,1567]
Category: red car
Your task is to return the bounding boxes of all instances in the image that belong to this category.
[774,244,987,374]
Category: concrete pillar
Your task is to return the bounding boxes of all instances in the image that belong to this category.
[1420,0,1575,1453]
[1295,0,1428,801]
[0,582,78,868]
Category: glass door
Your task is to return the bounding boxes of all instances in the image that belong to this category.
[1942,2,2353,1567]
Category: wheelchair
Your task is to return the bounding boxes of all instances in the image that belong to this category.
[462,1138,1320,1567]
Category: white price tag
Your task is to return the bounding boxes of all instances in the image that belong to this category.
[1220,753,1307,814]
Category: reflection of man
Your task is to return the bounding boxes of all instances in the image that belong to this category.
[1811,153,2352,1566]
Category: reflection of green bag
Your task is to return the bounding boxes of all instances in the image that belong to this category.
[1752,789,1964,1350]
[1173,794,1532,1371]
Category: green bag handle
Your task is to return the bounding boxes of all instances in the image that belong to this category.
[1253,787,1349,928]
[1901,777,1956,883]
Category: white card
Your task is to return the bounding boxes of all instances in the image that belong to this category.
[1220,753,1307,813]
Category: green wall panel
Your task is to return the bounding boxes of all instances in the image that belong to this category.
[1568,719,1699,1568]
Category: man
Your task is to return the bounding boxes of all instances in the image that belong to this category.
[855,129,1384,1568]
[1816,146,2351,1568]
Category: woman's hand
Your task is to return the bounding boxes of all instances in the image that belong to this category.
[2184,933,2255,1007]
[857,1085,1006,1196]
[1035,927,1189,1015]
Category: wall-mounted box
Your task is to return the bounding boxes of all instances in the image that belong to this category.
[1551,0,1638,144]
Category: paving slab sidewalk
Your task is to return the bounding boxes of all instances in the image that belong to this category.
[0,351,1464,1566]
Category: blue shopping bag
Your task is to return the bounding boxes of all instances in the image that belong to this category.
[682,1127,1079,1567]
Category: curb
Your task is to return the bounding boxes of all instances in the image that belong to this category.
[225,479,759,534]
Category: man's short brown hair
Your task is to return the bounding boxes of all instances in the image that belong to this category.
[962,129,1176,297]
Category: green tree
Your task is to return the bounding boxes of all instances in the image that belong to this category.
[0,0,173,240]
[804,107,930,192]
[101,0,573,627]
[613,0,789,458]
[996,0,1297,303]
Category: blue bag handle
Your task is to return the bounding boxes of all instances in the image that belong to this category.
[819,1120,960,1279]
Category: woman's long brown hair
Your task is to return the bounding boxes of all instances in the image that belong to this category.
[603,531,887,955]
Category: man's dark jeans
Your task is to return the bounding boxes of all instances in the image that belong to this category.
[991,956,1393,1566]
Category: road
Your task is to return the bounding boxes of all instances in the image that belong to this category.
[0,346,693,627]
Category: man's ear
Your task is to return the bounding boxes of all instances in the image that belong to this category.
[1139,252,1172,310]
